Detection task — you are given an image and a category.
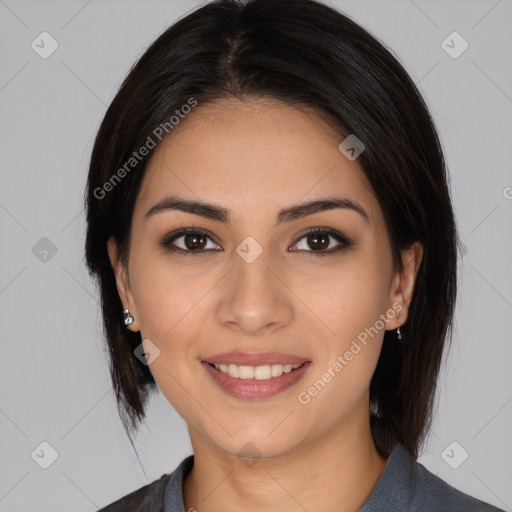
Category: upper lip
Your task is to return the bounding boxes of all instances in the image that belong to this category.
[203,351,310,366]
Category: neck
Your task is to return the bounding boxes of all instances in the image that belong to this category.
[183,414,388,512]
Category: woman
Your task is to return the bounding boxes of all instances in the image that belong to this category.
[84,0,504,510]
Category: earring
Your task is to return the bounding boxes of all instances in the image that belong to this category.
[123,308,134,330]
[396,312,402,340]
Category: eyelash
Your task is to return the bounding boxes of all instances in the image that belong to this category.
[159,227,351,258]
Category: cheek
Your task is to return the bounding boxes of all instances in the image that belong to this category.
[304,290,385,422]
[131,256,207,422]
[320,260,389,337]
[129,250,207,347]
[307,262,388,390]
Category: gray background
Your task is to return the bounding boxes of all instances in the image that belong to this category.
[1,0,511,510]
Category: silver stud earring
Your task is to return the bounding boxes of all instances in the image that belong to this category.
[123,308,134,330]
[396,312,402,340]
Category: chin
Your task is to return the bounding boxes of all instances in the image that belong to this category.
[209,429,301,463]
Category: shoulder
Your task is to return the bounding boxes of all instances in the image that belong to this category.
[97,472,172,512]
[417,462,504,512]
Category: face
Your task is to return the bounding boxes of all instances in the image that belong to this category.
[109,98,421,460]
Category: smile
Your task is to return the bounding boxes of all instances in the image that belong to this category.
[208,362,302,379]
[202,359,311,399]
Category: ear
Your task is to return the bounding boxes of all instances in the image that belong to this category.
[107,237,140,332]
[386,241,423,330]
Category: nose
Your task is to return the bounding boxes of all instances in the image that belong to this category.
[215,249,294,336]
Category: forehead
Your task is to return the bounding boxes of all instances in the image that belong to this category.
[134,98,378,225]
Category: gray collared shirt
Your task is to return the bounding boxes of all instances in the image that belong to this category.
[99,443,505,511]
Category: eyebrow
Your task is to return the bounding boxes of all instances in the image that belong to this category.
[145,195,369,225]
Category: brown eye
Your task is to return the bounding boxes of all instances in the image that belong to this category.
[305,232,330,251]
[182,233,207,250]
[291,228,351,257]
[160,227,350,257]
[160,228,221,254]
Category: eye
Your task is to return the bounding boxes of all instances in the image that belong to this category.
[160,227,351,257]
[290,228,351,257]
[160,228,221,255]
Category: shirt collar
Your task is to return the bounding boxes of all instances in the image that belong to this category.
[163,454,194,512]
[358,443,420,511]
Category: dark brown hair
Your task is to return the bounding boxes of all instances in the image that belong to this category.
[84,0,460,459]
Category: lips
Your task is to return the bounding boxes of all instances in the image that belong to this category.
[203,351,310,366]
[201,351,312,399]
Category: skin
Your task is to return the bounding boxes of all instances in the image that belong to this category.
[108,97,423,512]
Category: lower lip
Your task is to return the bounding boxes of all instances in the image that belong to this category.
[201,361,311,399]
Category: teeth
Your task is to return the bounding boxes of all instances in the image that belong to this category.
[255,365,270,380]
[237,364,253,379]
[212,363,302,379]
[228,364,240,378]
